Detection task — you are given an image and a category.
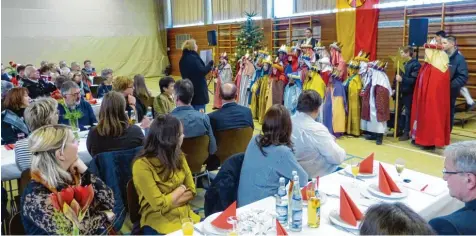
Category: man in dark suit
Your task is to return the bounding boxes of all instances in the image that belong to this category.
[429,141,476,235]
[301,27,318,48]
[208,83,254,132]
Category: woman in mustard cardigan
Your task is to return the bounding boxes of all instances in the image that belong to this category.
[132,114,199,234]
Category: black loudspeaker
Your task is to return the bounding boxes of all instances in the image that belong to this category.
[207,30,217,46]
[408,18,429,47]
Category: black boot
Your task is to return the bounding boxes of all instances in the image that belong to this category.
[399,132,410,141]
[364,133,377,140]
[376,133,383,145]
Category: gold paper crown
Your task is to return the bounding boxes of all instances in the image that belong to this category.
[314,41,325,51]
[348,60,360,69]
[371,60,388,70]
[272,56,284,72]
[278,44,288,53]
[262,55,272,64]
[355,50,370,62]
[330,42,343,51]
[301,43,312,49]
[220,52,228,59]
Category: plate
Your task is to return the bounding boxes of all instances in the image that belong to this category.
[303,192,327,206]
[202,212,230,235]
[344,166,377,178]
[367,183,408,199]
[328,209,361,230]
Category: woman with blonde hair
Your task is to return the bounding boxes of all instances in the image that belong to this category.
[86,91,144,157]
[21,124,115,235]
[133,74,153,108]
[15,97,59,171]
[113,76,146,122]
[179,39,214,112]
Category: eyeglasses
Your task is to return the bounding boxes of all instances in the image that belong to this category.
[442,168,474,175]
[66,92,81,97]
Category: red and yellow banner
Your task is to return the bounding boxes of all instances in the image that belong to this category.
[336,0,379,61]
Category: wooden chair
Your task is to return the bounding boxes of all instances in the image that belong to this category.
[214,127,253,164]
[126,180,140,224]
[9,212,25,235]
[181,135,211,185]
[14,169,32,211]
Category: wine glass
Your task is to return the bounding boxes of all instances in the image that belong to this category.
[181,217,194,236]
[227,216,238,236]
[395,158,405,182]
[350,160,360,186]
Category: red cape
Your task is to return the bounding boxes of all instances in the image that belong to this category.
[410,63,450,147]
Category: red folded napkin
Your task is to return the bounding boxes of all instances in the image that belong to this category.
[211,201,237,230]
[359,153,374,174]
[339,186,363,226]
[4,144,15,150]
[276,219,288,236]
[378,164,401,195]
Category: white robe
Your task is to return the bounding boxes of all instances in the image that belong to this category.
[237,73,255,107]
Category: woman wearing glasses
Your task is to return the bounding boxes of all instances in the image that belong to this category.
[21,124,115,235]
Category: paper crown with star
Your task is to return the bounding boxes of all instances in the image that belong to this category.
[330,42,344,51]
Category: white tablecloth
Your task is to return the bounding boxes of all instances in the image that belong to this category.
[91,98,102,118]
[168,161,464,235]
[1,137,93,181]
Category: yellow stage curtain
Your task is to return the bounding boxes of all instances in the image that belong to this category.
[336,0,356,61]
[295,0,336,13]
[212,0,263,22]
[172,0,204,25]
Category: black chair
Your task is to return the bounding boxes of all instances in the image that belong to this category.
[93,76,105,85]
[9,212,25,235]
[90,85,99,98]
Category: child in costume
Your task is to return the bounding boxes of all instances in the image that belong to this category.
[323,70,347,138]
[343,60,362,136]
[213,52,233,109]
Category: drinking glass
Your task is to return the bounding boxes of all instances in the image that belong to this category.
[350,160,360,186]
[227,216,238,236]
[395,158,405,181]
[181,217,194,236]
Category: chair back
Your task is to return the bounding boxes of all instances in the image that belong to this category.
[9,212,25,235]
[181,135,210,173]
[90,85,99,98]
[214,127,253,164]
[126,180,140,224]
[88,146,143,231]
[93,76,105,85]
[18,168,31,196]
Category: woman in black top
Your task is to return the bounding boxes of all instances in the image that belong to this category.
[1,87,30,144]
[86,91,144,157]
[179,39,214,112]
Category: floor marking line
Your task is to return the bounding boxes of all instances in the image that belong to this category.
[383,143,444,159]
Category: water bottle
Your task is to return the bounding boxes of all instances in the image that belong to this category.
[313,177,321,198]
[276,177,288,226]
[146,106,153,119]
[290,175,303,232]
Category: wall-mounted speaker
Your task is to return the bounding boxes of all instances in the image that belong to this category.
[207,30,217,46]
[408,18,429,47]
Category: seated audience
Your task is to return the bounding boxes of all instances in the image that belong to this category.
[1,80,14,101]
[429,140,476,235]
[40,60,48,68]
[21,124,115,235]
[39,64,52,81]
[1,88,30,144]
[170,79,217,155]
[82,59,96,76]
[97,68,113,98]
[153,76,175,116]
[291,90,346,177]
[113,76,145,122]
[16,65,26,84]
[237,104,308,207]
[15,97,59,171]
[1,63,10,81]
[208,83,254,132]
[86,91,144,157]
[72,71,91,96]
[57,81,97,131]
[59,60,70,75]
[133,74,153,108]
[132,114,199,234]
[22,66,56,99]
[360,202,435,235]
[70,61,81,73]
[51,75,71,100]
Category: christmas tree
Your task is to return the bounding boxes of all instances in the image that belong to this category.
[235,12,265,62]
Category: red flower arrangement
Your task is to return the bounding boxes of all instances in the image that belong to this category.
[50,185,94,235]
